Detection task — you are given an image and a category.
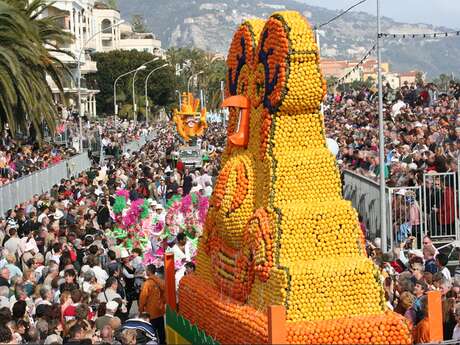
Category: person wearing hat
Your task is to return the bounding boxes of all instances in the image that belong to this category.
[95,300,121,331]
[154,204,165,223]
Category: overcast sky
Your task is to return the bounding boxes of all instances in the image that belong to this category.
[299,0,460,29]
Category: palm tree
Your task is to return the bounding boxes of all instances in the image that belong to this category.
[0,0,73,139]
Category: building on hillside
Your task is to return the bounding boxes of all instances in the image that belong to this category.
[399,71,419,86]
[321,58,406,89]
[43,1,164,119]
[91,2,163,56]
[43,0,99,118]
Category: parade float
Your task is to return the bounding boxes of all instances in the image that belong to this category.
[164,11,415,345]
[173,93,207,142]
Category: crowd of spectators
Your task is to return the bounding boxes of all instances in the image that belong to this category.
[0,121,225,344]
[368,235,460,343]
[0,129,76,187]
[0,119,155,187]
[326,81,459,187]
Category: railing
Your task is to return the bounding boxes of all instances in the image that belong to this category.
[342,170,390,242]
[343,163,460,251]
[0,152,90,215]
[123,132,155,153]
[0,133,156,215]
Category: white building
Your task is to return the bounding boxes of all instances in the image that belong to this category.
[43,1,163,118]
[91,2,163,56]
[43,0,99,117]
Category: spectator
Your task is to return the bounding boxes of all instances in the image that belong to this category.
[139,264,165,345]
[436,253,451,281]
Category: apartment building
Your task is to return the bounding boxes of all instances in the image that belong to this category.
[44,0,163,118]
[44,0,99,117]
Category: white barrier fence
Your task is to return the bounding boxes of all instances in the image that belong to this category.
[0,152,90,215]
[343,168,459,250]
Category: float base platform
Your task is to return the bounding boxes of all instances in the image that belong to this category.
[172,274,412,345]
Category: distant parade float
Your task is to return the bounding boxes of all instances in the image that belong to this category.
[172,92,207,142]
[165,11,412,345]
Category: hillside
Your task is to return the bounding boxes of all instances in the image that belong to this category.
[117,0,460,77]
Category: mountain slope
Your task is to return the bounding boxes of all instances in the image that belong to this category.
[117,0,460,77]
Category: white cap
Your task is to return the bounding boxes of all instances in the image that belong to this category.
[106,300,119,311]
[44,334,63,345]
[24,242,35,252]
[53,209,64,220]
[408,249,423,258]
[119,248,130,259]
[408,163,418,170]
[396,189,407,196]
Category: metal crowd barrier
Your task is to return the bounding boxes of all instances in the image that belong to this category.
[388,186,424,248]
[0,152,90,215]
[122,132,155,154]
[343,165,460,251]
[342,170,390,242]
[0,132,156,215]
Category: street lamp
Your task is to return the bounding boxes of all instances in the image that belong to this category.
[376,0,387,251]
[144,63,169,124]
[113,65,145,120]
[133,57,159,124]
[187,71,204,94]
[175,90,182,109]
[76,19,125,151]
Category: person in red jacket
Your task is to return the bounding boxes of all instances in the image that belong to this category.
[438,179,456,236]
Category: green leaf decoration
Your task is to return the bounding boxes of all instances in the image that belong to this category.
[113,196,127,214]
[191,193,198,204]
[113,227,127,239]
[140,198,150,219]
[165,306,220,345]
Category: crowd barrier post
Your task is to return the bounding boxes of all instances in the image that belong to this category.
[427,290,443,342]
[388,186,424,249]
[268,305,286,344]
[422,172,458,242]
[164,252,177,311]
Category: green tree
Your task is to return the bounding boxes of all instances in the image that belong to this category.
[0,0,72,138]
[105,0,118,10]
[166,47,226,111]
[415,71,424,85]
[131,14,146,33]
[89,50,176,116]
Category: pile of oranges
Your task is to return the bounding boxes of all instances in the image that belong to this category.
[178,10,413,345]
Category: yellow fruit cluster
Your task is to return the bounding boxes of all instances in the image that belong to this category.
[274,13,324,114]
[278,201,364,264]
[288,257,385,322]
[272,114,326,153]
[273,148,342,206]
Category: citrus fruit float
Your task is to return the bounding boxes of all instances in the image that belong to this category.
[173,92,207,142]
[174,11,412,344]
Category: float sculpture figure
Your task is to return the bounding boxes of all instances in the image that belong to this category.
[173,92,207,142]
[177,11,412,344]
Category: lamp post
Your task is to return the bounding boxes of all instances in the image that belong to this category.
[132,57,159,124]
[144,63,169,124]
[187,71,204,94]
[376,0,387,252]
[76,20,124,151]
[175,90,182,109]
[113,65,145,120]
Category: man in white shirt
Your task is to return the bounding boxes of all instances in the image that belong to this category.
[203,181,213,197]
[4,229,21,257]
[37,206,50,224]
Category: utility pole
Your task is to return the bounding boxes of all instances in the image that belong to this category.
[377,0,387,252]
